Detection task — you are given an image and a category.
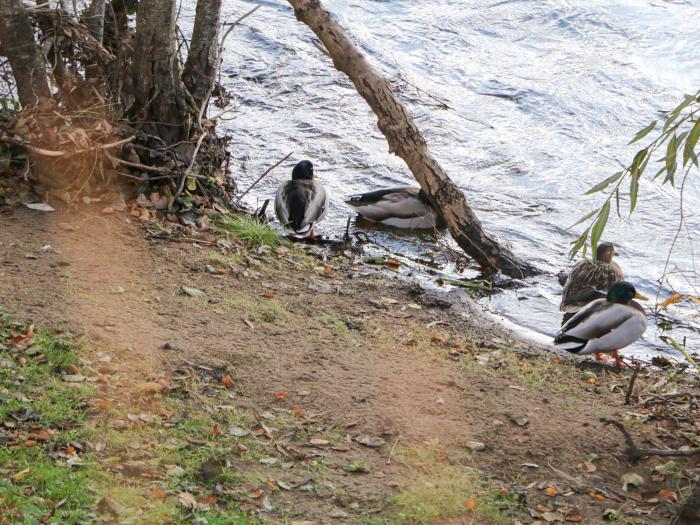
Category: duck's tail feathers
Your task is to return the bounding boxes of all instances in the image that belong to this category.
[554,334,587,353]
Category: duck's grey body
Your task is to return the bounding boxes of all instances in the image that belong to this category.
[554,281,646,357]
[274,160,328,235]
[346,187,444,230]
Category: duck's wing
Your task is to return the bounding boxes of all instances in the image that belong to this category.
[561,260,623,310]
[554,299,644,344]
[346,187,430,221]
[582,311,646,355]
[302,181,328,226]
[274,181,292,228]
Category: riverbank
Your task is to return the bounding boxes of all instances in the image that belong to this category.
[1,203,697,524]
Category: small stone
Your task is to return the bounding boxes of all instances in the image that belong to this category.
[181,285,205,297]
[354,435,384,448]
[466,441,486,452]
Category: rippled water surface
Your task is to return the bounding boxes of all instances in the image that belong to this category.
[181,0,700,362]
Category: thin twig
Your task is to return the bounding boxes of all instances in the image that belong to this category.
[105,152,172,174]
[624,363,641,405]
[174,131,208,199]
[235,152,293,204]
[601,418,700,460]
[387,437,400,465]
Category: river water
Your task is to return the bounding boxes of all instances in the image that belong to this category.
[180,0,700,363]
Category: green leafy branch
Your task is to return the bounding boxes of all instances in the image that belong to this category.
[570,89,700,260]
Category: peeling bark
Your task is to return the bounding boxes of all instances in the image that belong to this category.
[132,0,196,145]
[0,0,51,108]
[287,0,538,278]
[183,0,222,111]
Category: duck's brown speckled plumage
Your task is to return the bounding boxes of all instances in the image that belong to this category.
[560,242,624,312]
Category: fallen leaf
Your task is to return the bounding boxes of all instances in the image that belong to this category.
[515,434,530,443]
[566,516,584,523]
[275,391,289,400]
[545,486,558,497]
[248,488,264,499]
[25,202,55,212]
[659,293,684,308]
[101,207,115,214]
[178,492,198,509]
[577,460,597,473]
[11,467,31,481]
[260,291,275,299]
[309,438,329,446]
[587,377,596,385]
[291,406,305,418]
[212,424,222,437]
[385,259,401,269]
[464,498,477,510]
[589,491,605,501]
[150,488,167,499]
[654,461,678,476]
[221,375,235,389]
[66,445,76,455]
[658,489,675,500]
[9,325,34,347]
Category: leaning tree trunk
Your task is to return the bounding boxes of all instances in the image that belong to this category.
[287,0,537,278]
[183,0,222,112]
[0,0,51,108]
[132,0,196,146]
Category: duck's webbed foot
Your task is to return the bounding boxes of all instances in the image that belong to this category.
[611,350,627,369]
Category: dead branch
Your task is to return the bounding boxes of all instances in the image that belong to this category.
[1,133,134,157]
[601,418,700,461]
[235,152,293,204]
[625,363,641,405]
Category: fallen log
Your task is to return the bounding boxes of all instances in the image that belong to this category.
[287,0,538,278]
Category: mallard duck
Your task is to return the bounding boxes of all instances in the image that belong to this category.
[345,187,445,230]
[560,241,624,313]
[554,281,647,367]
[275,160,328,237]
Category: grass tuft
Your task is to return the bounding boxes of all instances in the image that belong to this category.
[216,215,283,248]
[390,444,519,524]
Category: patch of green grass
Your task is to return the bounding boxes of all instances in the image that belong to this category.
[388,444,519,525]
[318,312,349,336]
[0,314,96,524]
[216,215,283,249]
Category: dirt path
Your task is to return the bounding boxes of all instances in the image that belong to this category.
[1,205,693,524]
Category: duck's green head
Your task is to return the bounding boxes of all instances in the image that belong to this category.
[607,281,637,304]
[292,160,314,180]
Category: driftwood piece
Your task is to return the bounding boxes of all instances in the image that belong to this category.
[601,418,700,460]
[286,0,538,278]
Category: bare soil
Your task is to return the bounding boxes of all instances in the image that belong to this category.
[1,204,697,524]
